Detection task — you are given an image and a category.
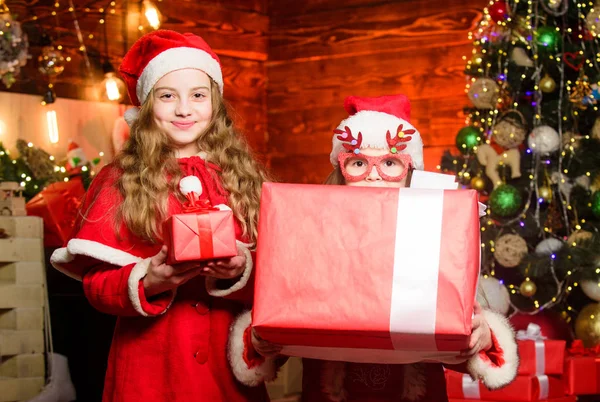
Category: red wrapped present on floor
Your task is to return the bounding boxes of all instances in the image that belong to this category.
[163,177,237,265]
[563,340,600,395]
[26,177,85,247]
[253,183,480,363]
[446,370,565,401]
[516,323,566,376]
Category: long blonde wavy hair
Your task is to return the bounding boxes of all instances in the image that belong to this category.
[113,77,269,243]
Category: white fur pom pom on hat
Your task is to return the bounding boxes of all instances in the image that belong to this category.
[123,107,140,127]
[179,176,203,196]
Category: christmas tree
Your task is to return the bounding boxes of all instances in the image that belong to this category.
[439,0,600,345]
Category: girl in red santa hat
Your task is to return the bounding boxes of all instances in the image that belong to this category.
[50,30,272,402]
[227,95,519,401]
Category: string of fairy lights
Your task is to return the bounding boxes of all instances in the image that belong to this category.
[443,0,600,320]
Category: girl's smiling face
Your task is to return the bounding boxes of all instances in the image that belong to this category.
[152,68,213,157]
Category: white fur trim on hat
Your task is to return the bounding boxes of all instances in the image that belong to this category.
[330,110,424,170]
[228,310,278,386]
[467,309,519,390]
[137,46,223,105]
[123,107,140,127]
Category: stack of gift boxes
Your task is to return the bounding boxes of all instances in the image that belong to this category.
[446,324,600,401]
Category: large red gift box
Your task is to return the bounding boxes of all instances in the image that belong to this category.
[446,370,565,401]
[26,177,85,247]
[563,340,600,395]
[163,209,237,265]
[517,339,566,376]
[254,183,480,364]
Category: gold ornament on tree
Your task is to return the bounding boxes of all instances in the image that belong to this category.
[471,176,486,191]
[468,78,500,109]
[575,303,600,347]
[520,278,537,297]
[476,144,521,188]
[540,75,557,93]
[494,233,529,268]
[539,185,553,203]
[471,52,484,66]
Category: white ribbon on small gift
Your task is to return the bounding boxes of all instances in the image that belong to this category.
[537,374,549,400]
[516,323,547,374]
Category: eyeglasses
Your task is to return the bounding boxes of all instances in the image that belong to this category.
[338,152,413,182]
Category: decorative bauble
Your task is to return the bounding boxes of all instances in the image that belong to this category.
[493,112,527,149]
[520,279,537,297]
[582,280,600,302]
[534,237,563,256]
[455,126,481,154]
[38,46,65,77]
[478,276,511,315]
[575,303,600,347]
[510,47,534,67]
[489,1,509,23]
[494,233,528,267]
[468,78,500,109]
[567,230,593,245]
[586,8,600,37]
[538,185,553,203]
[535,26,561,50]
[592,191,600,218]
[489,184,522,217]
[540,75,557,93]
[527,126,560,154]
[471,176,486,191]
[0,11,29,88]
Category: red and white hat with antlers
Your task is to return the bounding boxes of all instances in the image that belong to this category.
[330,95,424,170]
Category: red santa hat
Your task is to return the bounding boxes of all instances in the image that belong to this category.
[119,30,223,126]
[330,95,424,170]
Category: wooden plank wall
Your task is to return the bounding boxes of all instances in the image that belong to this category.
[1,0,269,155]
[267,0,487,183]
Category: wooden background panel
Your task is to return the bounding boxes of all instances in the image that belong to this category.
[269,0,481,61]
[266,0,486,182]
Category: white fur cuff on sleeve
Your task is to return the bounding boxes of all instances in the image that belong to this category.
[127,258,176,317]
[206,241,253,297]
[228,310,277,387]
[467,309,519,390]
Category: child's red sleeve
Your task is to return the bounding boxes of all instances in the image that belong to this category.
[82,260,175,317]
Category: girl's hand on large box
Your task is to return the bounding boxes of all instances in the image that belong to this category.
[459,301,493,357]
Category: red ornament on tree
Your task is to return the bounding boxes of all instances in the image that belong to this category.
[489,1,509,23]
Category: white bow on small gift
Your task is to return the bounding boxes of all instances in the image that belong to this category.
[516,323,547,341]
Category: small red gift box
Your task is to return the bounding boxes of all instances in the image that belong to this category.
[516,324,566,375]
[449,398,576,402]
[163,208,237,265]
[446,370,565,401]
[254,183,480,363]
[563,340,600,395]
[25,177,85,247]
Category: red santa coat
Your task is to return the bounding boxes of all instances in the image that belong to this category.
[50,156,272,402]
[229,308,518,402]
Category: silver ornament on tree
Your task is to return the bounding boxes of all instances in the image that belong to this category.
[581,280,600,302]
[527,125,560,154]
[0,0,29,88]
[534,237,564,256]
[478,276,511,315]
[494,233,529,268]
[468,78,500,109]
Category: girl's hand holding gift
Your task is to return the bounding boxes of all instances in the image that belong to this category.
[251,328,282,358]
[201,251,246,279]
[460,301,493,357]
[143,245,206,297]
